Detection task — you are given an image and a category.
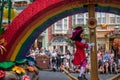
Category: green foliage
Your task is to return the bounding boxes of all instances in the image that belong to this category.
[84,34,90,42]
[0,27,5,35]
[72,24,86,29]
[66,38,75,48]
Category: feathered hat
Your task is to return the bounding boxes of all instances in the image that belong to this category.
[71,26,83,40]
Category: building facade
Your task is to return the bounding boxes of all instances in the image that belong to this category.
[47,12,120,53]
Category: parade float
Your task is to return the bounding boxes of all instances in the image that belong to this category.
[0,58,39,80]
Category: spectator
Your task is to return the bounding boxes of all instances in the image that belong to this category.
[66,50,71,68]
[51,49,57,72]
[56,52,62,71]
[34,47,39,54]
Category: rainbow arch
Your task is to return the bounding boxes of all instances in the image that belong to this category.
[0,0,120,61]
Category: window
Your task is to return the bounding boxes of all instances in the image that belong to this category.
[110,17,115,23]
[60,46,63,53]
[55,20,62,30]
[109,14,116,24]
[85,13,88,18]
[77,14,84,18]
[97,18,101,24]
[63,18,68,30]
[97,13,101,17]
[72,15,76,25]
[97,12,106,24]
[101,17,106,23]
[116,16,120,23]
[77,18,84,24]
[72,13,85,25]
[52,37,66,43]
[77,14,84,24]
[54,17,68,31]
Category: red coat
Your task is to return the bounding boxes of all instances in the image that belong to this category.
[73,41,88,66]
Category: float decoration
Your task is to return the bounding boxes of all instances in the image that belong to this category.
[15,59,27,64]
[0,38,7,55]
[0,44,6,55]
[12,66,26,75]
[26,66,37,72]
[0,69,5,79]
[101,24,107,29]
[87,17,97,29]
[0,61,15,69]
[22,75,30,80]
[3,7,18,21]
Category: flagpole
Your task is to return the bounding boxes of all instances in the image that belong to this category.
[0,0,4,29]
[8,0,12,24]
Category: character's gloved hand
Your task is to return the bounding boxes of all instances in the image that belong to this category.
[90,43,94,47]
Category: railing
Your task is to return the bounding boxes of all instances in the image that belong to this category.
[107,74,120,80]
[60,66,78,80]
[53,30,67,34]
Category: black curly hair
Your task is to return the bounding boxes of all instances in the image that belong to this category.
[74,32,82,42]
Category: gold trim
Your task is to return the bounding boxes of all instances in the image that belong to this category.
[87,17,97,29]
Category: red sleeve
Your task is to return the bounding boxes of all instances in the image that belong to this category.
[75,41,88,49]
[84,43,88,49]
[75,41,84,48]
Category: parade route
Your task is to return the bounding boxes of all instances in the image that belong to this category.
[39,70,116,80]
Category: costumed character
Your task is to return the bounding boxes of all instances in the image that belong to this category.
[71,26,88,80]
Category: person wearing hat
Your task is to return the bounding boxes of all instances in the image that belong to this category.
[71,26,88,80]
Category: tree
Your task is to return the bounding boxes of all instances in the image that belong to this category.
[66,38,75,49]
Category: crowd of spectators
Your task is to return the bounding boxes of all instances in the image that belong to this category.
[97,49,120,74]
[28,47,120,74]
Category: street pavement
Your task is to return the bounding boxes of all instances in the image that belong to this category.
[39,69,116,80]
